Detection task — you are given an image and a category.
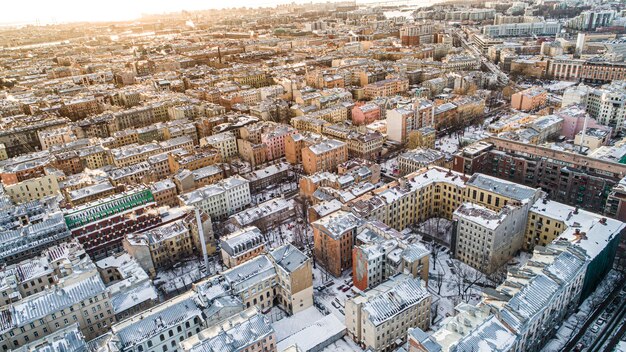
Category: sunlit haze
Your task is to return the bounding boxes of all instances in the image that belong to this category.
[1,0,369,25]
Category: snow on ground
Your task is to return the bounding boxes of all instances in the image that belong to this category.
[153,256,215,297]
[415,218,453,246]
[264,218,310,250]
[251,181,298,204]
[541,270,623,352]
[436,133,461,154]
[312,266,355,322]
[428,250,487,326]
[380,157,399,177]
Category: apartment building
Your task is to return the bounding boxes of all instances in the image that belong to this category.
[364,78,409,99]
[178,175,251,220]
[348,167,468,232]
[37,126,77,150]
[482,243,587,352]
[386,101,434,144]
[0,239,87,307]
[346,274,431,352]
[511,87,547,112]
[220,226,266,268]
[0,267,114,349]
[227,197,294,232]
[109,143,161,168]
[453,137,626,215]
[200,131,238,160]
[347,131,384,160]
[179,307,277,352]
[352,103,381,126]
[0,196,71,265]
[13,324,89,352]
[524,198,625,299]
[261,125,296,161]
[124,219,195,276]
[241,162,291,193]
[482,21,561,37]
[352,229,429,290]
[400,23,434,46]
[110,291,207,352]
[563,82,626,131]
[312,210,364,277]
[95,252,157,321]
[453,202,529,274]
[222,244,313,314]
[429,303,518,351]
[302,139,348,175]
[397,148,445,176]
[3,173,60,204]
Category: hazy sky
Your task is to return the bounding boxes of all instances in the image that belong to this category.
[1,0,362,25]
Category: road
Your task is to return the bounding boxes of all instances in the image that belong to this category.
[563,279,626,351]
[452,29,511,86]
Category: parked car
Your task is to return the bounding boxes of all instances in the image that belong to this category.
[591,325,600,333]
[331,301,339,309]
[597,319,605,326]
[342,286,351,292]
[337,284,345,291]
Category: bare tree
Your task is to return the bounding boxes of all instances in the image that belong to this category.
[430,240,441,271]
[450,260,485,302]
[432,272,445,295]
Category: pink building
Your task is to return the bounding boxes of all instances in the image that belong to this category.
[556,104,611,140]
[261,125,297,161]
[352,103,381,126]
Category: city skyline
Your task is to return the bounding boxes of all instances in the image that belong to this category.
[0,0,418,25]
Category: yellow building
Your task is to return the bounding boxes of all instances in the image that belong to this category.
[3,173,60,203]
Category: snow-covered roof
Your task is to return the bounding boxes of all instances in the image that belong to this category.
[453,203,508,230]
[269,244,309,273]
[222,255,276,293]
[113,292,202,348]
[312,210,363,240]
[466,173,540,203]
[14,323,86,352]
[11,273,106,327]
[529,198,625,260]
[307,139,345,155]
[361,274,430,326]
[275,313,345,352]
[453,315,517,352]
[220,226,265,257]
[180,307,273,352]
[230,198,291,227]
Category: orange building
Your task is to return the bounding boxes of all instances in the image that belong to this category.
[302,139,348,175]
[511,87,547,112]
[312,211,363,277]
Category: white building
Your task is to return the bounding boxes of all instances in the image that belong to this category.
[562,82,626,131]
[200,131,237,160]
[453,202,528,274]
[179,175,251,220]
[482,21,561,37]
